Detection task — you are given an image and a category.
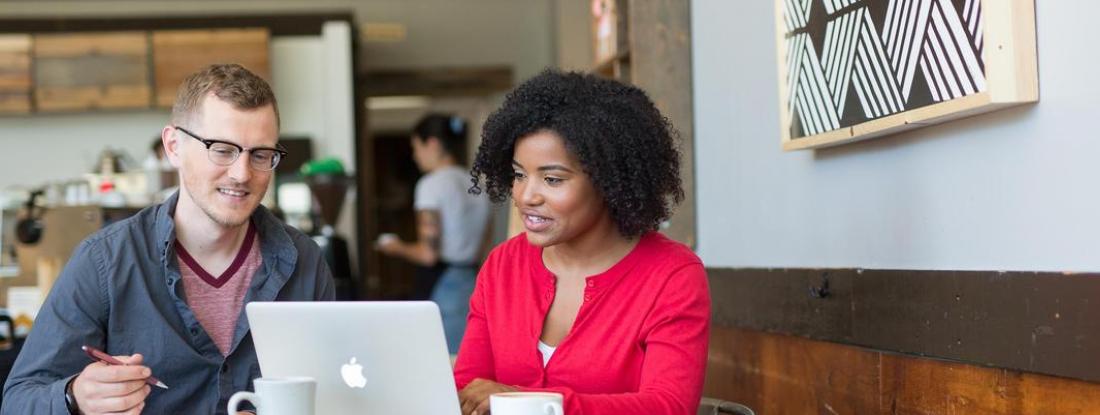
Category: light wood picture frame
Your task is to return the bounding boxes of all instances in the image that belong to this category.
[774,0,1038,151]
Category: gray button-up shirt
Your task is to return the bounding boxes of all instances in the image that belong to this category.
[2,192,335,414]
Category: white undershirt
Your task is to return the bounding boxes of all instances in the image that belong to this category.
[537,341,557,367]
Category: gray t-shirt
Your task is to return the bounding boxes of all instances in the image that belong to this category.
[414,165,491,265]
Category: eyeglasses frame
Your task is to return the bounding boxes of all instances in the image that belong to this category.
[173,126,288,171]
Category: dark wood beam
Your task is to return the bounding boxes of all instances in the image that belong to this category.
[709,268,1100,383]
[360,66,513,97]
[706,326,1100,415]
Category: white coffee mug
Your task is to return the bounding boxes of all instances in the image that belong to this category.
[490,392,565,415]
[227,377,316,415]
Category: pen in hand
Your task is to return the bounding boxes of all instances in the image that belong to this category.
[81,345,169,389]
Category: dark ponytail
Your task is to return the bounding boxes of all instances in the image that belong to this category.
[413,113,467,162]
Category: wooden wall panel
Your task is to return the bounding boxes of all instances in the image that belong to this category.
[0,14,346,37]
[881,353,1100,415]
[33,32,150,111]
[706,326,1100,415]
[629,0,695,247]
[0,35,31,114]
[151,29,270,107]
[707,325,880,414]
[709,268,1100,383]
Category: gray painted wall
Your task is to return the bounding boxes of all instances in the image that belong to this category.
[553,0,594,72]
[693,1,1100,272]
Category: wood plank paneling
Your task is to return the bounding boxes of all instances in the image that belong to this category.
[0,15,346,114]
[707,326,1100,415]
[33,32,150,111]
[151,28,270,108]
[0,35,31,113]
[711,269,857,342]
[881,348,1100,415]
[0,14,347,36]
[709,268,1100,383]
[629,0,695,247]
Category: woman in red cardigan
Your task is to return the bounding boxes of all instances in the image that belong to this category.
[454,69,710,415]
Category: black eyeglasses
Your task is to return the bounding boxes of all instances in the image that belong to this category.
[174,126,287,172]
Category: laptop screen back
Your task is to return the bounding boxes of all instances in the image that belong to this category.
[246,301,461,415]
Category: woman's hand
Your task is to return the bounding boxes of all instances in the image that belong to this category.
[375,237,402,256]
[458,378,517,415]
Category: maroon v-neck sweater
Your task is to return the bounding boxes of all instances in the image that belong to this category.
[176,223,261,355]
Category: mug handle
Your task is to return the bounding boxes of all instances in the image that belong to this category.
[544,401,564,415]
[228,391,262,414]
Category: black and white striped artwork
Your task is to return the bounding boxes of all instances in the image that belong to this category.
[782,0,986,139]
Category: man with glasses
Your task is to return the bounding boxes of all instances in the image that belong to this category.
[2,64,334,415]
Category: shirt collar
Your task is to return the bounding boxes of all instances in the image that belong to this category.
[155,191,298,277]
[533,233,652,292]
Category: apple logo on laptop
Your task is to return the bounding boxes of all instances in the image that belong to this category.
[341,357,367,388]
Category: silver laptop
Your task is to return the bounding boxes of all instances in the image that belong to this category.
[246,301,462,415]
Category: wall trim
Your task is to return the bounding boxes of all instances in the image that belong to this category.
[360,66,514,97]
[708,267,1100,383]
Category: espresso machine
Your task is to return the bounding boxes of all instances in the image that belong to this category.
[302,159,356,300]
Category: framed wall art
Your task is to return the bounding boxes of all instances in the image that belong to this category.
[775,0,1037,150]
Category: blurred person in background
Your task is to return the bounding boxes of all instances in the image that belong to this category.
[377,114,491,354]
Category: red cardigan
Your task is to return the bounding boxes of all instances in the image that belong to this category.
[453,232,710,415]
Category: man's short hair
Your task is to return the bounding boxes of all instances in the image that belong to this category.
[170,63,280,128]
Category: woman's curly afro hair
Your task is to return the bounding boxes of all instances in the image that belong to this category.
[470,69,683,238]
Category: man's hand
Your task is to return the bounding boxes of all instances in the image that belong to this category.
[459,378,517,415]
[71,354,151,415]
